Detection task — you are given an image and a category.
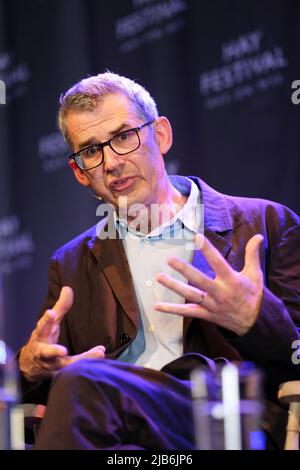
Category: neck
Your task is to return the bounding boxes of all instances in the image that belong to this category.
[126,175,187,234]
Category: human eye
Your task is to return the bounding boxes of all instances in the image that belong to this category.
[82,145,100,159]
[114,129,135,144]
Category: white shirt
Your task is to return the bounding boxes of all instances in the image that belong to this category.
[115,177,202,370]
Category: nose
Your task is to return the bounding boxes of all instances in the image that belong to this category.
[102,146,125,173]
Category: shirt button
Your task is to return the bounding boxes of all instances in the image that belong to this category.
[148,324,156,332]
[145,280,152,287]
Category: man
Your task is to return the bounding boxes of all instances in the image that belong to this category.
[19,72,300,450]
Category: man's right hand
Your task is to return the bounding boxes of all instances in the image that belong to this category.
[19,286,105,382]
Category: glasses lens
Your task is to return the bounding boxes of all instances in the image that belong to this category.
[75,145,102,170]
[110,129,140,155]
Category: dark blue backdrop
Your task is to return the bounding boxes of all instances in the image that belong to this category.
[0,0,299,350]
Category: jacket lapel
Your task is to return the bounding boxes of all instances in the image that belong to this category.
[87,217,139,329]
[86,178,241,361]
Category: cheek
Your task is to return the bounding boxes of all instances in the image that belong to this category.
[138,143,160,173]
[85,169,106,193]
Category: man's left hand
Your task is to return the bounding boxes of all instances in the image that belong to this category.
[155,234,264,336]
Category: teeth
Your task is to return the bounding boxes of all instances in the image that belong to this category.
[115,178,126,185]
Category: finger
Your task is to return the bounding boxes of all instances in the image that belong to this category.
[61,346,106,367]
[78,345,106,359]
[244,234,264,273]
[85,345,106,355]
[156,273,207,305]
[166,256,214,294]
[78,346,105,359]
[37,360,69,376]
[35,309,57,340]
[38,357,67,372]
[155,301,210,320]
[195,234,232,279]
[52,286,74,322]
[36,343,68,361]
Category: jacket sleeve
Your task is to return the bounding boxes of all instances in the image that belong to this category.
[229,207,300,395]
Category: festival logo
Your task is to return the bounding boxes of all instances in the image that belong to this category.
[38,132,69,172]
[0,51,30,103]
[199,30,288,109]
[115,0,188,53]
[0,215,35,275]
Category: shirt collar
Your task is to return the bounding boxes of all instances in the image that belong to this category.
[172,177,200,233]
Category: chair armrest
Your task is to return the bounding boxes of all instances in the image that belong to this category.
[278,381,300,404]
[278,381,300,450]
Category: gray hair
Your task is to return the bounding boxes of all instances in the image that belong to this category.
[58,72,159,145]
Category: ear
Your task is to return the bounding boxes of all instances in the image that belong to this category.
[68,160,90,187]
[154,116,173,155]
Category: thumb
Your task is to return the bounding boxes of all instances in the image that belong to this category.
[35,309,57,340]
[61,345,106,367]
[244,234,264,273]
[52,286,74,322]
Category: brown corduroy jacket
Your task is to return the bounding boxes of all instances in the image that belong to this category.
[22,177,300,420]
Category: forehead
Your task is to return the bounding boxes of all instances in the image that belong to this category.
[66,93,141,145]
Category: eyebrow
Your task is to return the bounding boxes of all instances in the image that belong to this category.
[77,122,133,150]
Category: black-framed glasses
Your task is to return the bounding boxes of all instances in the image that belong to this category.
[69,119,155,171]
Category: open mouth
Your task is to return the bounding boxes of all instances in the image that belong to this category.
[109,177,136,192]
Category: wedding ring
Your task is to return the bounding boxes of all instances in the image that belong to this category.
[196,290,206,305]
